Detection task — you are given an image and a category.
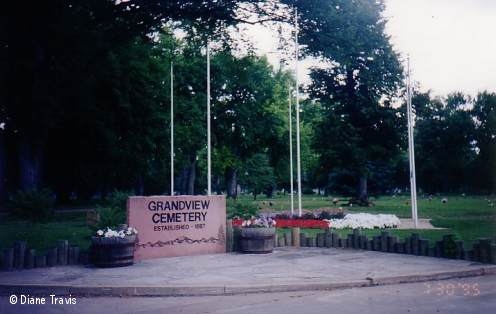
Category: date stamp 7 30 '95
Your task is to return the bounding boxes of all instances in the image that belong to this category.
[424,282,480,296]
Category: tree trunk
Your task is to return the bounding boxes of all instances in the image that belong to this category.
[358,176,368,203]
[227,168,238,199]
[215,177,222,195]
[179,167,188,195]
[187,160,197,195]
[134,175,144,196]
[19,137,43,191]
[490,142,496,194]
[265,187,274,198]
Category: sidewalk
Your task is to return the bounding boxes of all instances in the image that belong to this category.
[397,218,445,229]
[1,247,495,297]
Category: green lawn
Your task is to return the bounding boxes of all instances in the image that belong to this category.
[1,194,494,252]
[0,212,92,254]
[248,194,496,247]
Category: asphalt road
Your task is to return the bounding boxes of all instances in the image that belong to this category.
[1,275,495,314]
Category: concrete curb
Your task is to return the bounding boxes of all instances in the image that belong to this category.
[1,266,495,297]
[367,266,496,286]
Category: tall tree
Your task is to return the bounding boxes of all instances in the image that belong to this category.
[210,52,291,198]
[289,0,404,200]
[0,0,287,198]
[413,91,476,193]
[240,153,276,200]
[472,91,496,193]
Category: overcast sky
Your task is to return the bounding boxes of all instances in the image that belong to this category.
[246,0,496,98]
[384,0,496,97]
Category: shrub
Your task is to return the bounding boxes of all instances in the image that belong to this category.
[94,190,133,230]
[94,206,126,231]
[296,212,316,220]
[274,212,292,220]
[302,187,315,195]
[318,210,344,220]
[227,199,259,219]
[9,188,56,221]
[102,189,132,210]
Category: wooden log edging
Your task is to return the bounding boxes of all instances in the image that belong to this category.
[267,227,496,265]
[4,226,495,272]
[0,239,89,272]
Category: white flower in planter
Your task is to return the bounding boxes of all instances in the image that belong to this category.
[96,226,139,238]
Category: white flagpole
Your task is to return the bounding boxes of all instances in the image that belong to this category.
[170,62,174,196]
[406,56,418,228]
[207,40,212,196]
[288,88,294,216]
[295,8,302,217]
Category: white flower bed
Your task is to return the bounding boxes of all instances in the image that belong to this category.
[327,213,400,229]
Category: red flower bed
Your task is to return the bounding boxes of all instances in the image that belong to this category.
[232,218,328,229]
[276,219,329,229]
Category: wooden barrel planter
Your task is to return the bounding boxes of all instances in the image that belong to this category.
[90,235,136,268]
[240,228,275,254]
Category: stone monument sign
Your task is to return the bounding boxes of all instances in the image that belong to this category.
[127,195,226,260]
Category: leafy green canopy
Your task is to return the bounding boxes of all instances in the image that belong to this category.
[283,0,405,196]
[413,91,496,193]
[0,0,291,197]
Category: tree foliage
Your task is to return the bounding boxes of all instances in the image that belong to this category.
[414,91,495,194]
[0,0,493,204]
[291,0,404,198]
